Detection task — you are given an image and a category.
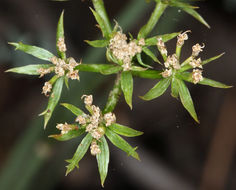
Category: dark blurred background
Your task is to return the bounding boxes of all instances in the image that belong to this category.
[0,0,236,189]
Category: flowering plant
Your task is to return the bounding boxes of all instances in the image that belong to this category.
[6,0,231,186]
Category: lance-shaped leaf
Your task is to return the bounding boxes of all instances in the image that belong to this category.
[49,127,86,141]
[121,71,133,109]
[56,10,66,59]
[180,53,225,72]
[76,64,121,75]
[138,1,167,39]
[177,78,199,123]
[90,8,110,39]
[137,53,153,68]
[145,32,180,46]
[41,77,64,128]
[6,64,53,75]
[61,103,85,116]
[105,128,140,160]
[132,70,162,79]
[142,47,161,64]
[141,77,171,101]
[131,66,147,72]
[85,39,109,48]
[65,133,93,176]
[177,72,232,89]
[96,136,109,187]
[181,6,210,28]
[171,76,179,98]
[109,123,143,137]
[8,42,54,61]
[91,0,112,34]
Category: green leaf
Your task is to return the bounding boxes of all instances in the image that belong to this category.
[132,70,162,79]
[90,7,110,39]
[105,128,140,160]
[76,64,121,75]
[65,133,93,176]
[64,77,69,89]
[137,53,153,68]
[180,53,225,72]
[56,10,66,59]
[42,77,64,129]
[142,47,161,64]
[49,127,86,141]
[145,32,180,46]
[181,7,210,28]
[140,77,171,101]
[85,39,109,48]
[177,78,199,123]
[138,2,167,39]
[131,66,147,72]
[96,136,109,187]
[9,42,54,61]
[171,76,179,98]
[178,72,232,89]
[168,0,197,9]
[121,71,133,109]
[109,123,143,137]
[61,103,85,116]
[100,66,122,75]
[5,64,53,75]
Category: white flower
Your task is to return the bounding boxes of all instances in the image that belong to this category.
[192,43,205,57]
[189,58,202,69]
[90,140,101,156]
[161,68,172,78]
[81,95,93,106]
[56,122,72,134]
[157,37,167,56]
[192,69,203,84]
[57,37,67,52]
[42,81,52,96]
[75,115,87,125]
[104,112,116,126]
[177,30,191,46]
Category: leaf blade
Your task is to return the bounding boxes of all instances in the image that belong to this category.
[85,39,109,48]
[8,42,54,61]
[56,10,66,59]
[109,123,143,137]
[141,77,171,101]
[105,128,140,160]
[96,136,109,187]
[61,103,85,116]
[121,71,133,109]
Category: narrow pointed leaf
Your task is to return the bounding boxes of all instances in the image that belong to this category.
[145,32,180,46]
[6,64,53,75]
[49,127,86,141]
[180,53,225,72]
[132,70,162,79]
[96,136,109,187]
[64,77,69,89]
[56,10,66,59]
[169,0,197,9]
[181,7,210,28]
[76,64,121,74]
[90,8,110,39]
[105,128,140,160]
[178,72,232,88]
[61,103,85,116]
[136,53,153,68]
[85,39,109,48]
[9,42,54,61]
[141,77,171,101]
[43,77,64,128]
[109,123,143,137]
[142,47,161,64]
[131,66,147,72]
[121,71,133,109]
[65,133,93,176]
[171,76,179,98]
[177,78,199,123]
[100,66,122,75]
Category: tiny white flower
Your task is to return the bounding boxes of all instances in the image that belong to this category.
[81,95,93,106]
[192,43,205,57]
[177,30,191,46]
[57,37,67,52]
[42,81,52,96]
[161,68,172,78]
[192,69,203,84]
[90,140,101,156]
[104,112,116,126]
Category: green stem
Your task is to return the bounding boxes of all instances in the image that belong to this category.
[103,73,122,114]
[92,0,112,34]
[138,1,168,39]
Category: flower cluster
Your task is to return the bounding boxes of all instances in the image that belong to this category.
[158,31,205,84]
[109,30,144,71]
